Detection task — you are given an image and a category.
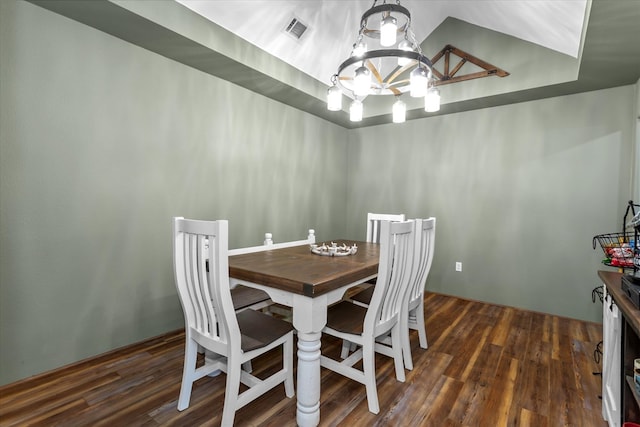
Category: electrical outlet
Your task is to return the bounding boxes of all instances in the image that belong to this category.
[455,262,462,272]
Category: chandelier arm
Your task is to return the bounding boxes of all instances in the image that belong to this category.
[366,60,384,84]
[385,62,415,85]
[337,50,432,76]
[387,78,410,87]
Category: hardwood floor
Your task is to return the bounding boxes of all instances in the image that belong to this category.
[0,292,606,426]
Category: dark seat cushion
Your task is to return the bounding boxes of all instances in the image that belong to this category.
[326,301,368,335]
[237,309,294,352]
[231,285,271,311]
[350,286,374,305]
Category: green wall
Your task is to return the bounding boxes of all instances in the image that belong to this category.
[0,0,347,385]
[345,86,636,321]
[0,0,637,386]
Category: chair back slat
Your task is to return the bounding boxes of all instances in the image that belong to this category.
[366,213,405,243]
[405,218,436,304]
[366,220,416,330]
[173,217,238,347]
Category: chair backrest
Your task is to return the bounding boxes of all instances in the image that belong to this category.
[173,217,239,353]
[405,218,436,306]
[228,229,315,255]
[365,220,416,334]
[366,213,406,243]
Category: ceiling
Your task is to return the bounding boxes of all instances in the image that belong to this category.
[175,0,589,87]
[28,0,640,128]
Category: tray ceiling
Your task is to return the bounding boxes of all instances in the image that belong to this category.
[27,0,640,128]
[176,0,588,87]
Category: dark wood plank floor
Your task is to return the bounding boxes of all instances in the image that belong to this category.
[0,292,606,426]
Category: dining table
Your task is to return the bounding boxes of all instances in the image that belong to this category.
[228,239,380,427]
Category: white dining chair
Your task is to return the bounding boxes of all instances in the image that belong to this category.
[366,212,406,243]
[173,217,295,426]
[350,218,436,370]
[399,218,435,369]
[339,213,406,359]
[319,220,417,414]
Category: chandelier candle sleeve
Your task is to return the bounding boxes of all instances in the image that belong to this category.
[380,15,397,47]
[327,85,342,111]
[392,99,406,123]
[410,67,428,98]
[425,87,441,112]
[397,39,413,66]
[354,65,372,97]
[350,99,363,122]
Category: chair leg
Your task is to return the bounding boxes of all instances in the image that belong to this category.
[177,338,198,411]
[362,338,380,414]
[401,310,414,371]
[221,358,242,427]
[242,361,253,372]
[340,340,359,359]
[415,305,428,349]
[283,334,295,398]
[391,323,406,382]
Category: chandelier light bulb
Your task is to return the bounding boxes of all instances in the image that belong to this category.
[352,40,367,57]
[380,15,397,47]
[392,98,406,123]
[350,99,363,122]
[397,40,413,66]
[410,67,428,97]
[425,87,441,112]
[327,85,342,111]
[353,65,372,97]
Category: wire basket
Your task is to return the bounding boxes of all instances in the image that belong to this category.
[593,232,638,268]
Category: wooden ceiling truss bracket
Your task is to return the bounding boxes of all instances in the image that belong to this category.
[430,44,509,86]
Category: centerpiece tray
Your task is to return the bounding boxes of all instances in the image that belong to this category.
[310,242,358,257]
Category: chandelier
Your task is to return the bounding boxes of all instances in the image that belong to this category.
[326,0,440,123]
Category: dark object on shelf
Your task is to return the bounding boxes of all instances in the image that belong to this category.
[593,200,640,271]
[622,275,640,309]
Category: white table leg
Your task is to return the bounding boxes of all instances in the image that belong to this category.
[292,294,328,427]
[296,331,321,426]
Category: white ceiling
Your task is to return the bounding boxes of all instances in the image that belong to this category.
[176,0,588,87]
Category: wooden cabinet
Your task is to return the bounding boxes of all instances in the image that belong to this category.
[599,270,640,426]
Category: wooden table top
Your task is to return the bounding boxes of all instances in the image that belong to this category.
[229,240,380,297]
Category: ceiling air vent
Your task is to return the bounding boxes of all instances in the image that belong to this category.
[284,17,308,40]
